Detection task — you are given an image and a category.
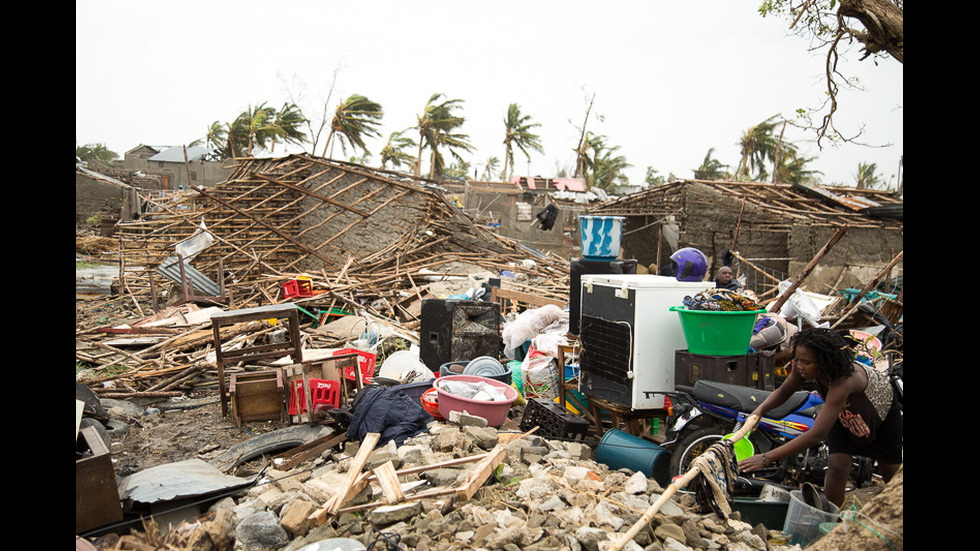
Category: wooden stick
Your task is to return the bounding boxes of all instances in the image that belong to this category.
[830,250,903,329]
[308,432,381,524]
[768,226,847,314]
[609,415,760,551]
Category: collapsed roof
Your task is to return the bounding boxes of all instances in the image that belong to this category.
[116,154,571,316]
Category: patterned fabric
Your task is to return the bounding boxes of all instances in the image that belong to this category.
[689,439,738,518]
[682,288,761,312]
[838,362,894,439]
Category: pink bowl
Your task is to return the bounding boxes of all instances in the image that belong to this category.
[434,375,518,427]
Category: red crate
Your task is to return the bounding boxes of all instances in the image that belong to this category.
[288,378,340,415]
[335,348,376,384]
[282,279,314,298]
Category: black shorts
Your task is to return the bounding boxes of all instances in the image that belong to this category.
[826,401,903,464]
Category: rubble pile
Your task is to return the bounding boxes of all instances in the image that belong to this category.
[92,420,792,551]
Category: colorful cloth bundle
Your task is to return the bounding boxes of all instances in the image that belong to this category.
[682,288,761,312]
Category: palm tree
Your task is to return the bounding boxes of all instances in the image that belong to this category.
[322,94,384,158]
[76,143,119,164]
[481,157,501,181]
[414,93,474,179]
[589,145,632,191]
[501,103,544,182]
[574,131,603,179]
[776,154,822,185]
[854,162,882,189]
[217,102,310,159]
[735,115,783,180]
[270,102,308,152]
[693,148,730,180]
[378,129,417,171]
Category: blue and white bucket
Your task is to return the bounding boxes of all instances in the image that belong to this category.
[579,215,625,260]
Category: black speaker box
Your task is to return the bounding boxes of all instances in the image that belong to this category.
[419,299,502,371]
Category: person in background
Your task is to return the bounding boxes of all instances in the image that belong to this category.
[714,266,742,290]
[737,328,903,507]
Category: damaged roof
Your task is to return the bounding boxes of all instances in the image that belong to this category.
[591,179,903,229]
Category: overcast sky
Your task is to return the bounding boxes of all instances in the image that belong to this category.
[76,0,903,189]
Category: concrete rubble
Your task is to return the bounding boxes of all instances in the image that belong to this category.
[90,416,806,551]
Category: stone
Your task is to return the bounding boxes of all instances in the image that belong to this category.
[654,523,687,544]
[449,410,488,427]
[367,501,423,526]
[235,510,290,550]
[463,425,499,449]
[625,471,649,494]
[279,498,318,536]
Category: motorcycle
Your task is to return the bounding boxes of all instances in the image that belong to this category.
[662,379,854,491]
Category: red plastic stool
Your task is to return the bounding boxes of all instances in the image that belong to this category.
[289,378,340,415]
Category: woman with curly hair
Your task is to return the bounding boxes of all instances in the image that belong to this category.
[738,327,903,507]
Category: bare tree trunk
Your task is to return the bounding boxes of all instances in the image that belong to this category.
[838,0,904,63]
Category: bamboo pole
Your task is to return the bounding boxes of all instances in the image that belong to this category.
[610,415,760,551]
[768,226,847,314]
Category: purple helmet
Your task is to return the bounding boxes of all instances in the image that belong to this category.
[670,247,708,282]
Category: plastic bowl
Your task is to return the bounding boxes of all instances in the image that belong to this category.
[434,375,518,427]
[421,387,444,420]
[723,433,755,462]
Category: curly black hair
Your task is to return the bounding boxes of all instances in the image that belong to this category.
[790,328,855,382]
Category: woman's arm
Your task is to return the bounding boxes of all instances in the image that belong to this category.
[749,364,804,419]
[739,374,855,472]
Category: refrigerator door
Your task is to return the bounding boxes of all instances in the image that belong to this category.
[579,274,713,409]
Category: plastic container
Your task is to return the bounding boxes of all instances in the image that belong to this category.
[723,433,755,462]
[434,375,519,427]
[392,378,436,401]
[594,428,672,486]
[670,306,766,356]
[420,387,443,420]
[731,497,791,529]
[579,215,625,260]
[783,490,840,547]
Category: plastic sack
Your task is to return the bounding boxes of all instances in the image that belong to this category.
[502,304,567,359]
[522,349,559,400]
[175,218,215,261]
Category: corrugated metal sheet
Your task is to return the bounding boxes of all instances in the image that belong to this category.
[156,256,220,296]
[147,146,215,163]
[118,459,254,503]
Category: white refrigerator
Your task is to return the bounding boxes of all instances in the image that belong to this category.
[578,274,714,410]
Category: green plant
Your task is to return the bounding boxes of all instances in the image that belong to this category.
[86,213,103,226]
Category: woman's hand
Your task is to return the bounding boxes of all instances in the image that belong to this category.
[738,453,767,473]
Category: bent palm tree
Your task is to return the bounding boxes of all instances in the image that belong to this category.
[322,94,384,158]
[854,162,882,189]
[693,148,730,180]
[501,103,544,182]
[271,102,308,152]
[735,115,782,180]
[414,93,473,179]
[379,129,417,171]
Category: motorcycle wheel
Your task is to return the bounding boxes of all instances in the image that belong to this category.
[669,426,728,478]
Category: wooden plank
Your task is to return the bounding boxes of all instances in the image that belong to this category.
[272,432,347,472]
[309,432,380,524]
[454,444,508,501]
[372,461,405,504]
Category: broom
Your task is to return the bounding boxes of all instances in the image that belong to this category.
[609,414,760,551]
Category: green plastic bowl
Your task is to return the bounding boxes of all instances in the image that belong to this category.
[723,433,755,462]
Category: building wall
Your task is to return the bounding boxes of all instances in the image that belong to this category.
[455,187,585,258]
[115,150,233,190]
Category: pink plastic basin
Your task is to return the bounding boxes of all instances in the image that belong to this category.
[434,375,518,427]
